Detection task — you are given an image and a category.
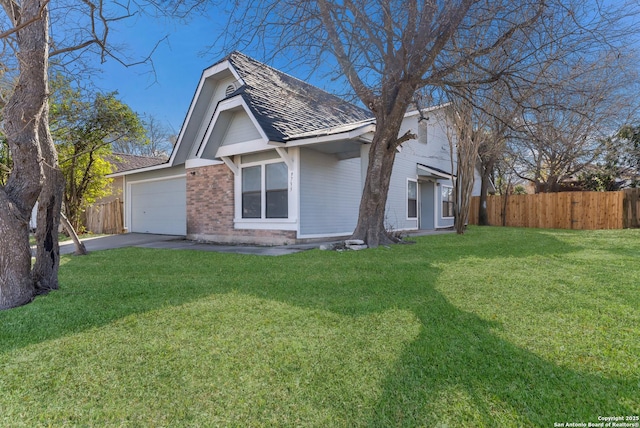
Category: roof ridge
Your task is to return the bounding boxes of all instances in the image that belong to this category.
[228,51,368,113]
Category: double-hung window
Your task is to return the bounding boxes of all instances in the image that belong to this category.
[407,180,418,219]
[441,186,454,218]
[241,162,288,219]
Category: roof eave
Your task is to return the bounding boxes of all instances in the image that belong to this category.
[417,163,455,180]
[284,123,376,147]
[404,102,452,119]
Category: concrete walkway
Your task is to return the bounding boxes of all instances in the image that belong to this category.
[58,233,320,256]
[56,229,454,256]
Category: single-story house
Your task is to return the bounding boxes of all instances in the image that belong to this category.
[109,51,481,245]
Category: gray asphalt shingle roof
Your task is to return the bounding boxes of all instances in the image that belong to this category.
[107,153,167,173]
[226,52,373,142]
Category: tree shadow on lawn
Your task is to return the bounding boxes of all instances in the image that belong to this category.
[2,228,637,425]
[1,226,561,355]
[255,230,638,426]
[366,288,638,427]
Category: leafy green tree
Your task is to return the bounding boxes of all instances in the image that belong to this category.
[50,77,147,230]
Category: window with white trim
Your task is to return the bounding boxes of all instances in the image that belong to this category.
[241,161,288,219]
[441,186,454,218]
[242,166,261,218]
[407,180,417,219]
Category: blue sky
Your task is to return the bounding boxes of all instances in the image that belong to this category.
[91,13,226,133]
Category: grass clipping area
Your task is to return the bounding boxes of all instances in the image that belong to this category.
[1,227,639,427]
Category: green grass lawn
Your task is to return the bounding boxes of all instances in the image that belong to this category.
[2,227,639,427]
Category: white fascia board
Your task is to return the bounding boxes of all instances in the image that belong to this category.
[197,96,269,158]
[168,71,213,166]
[404,102,452,119]
[185,158,223,169]
[285,119,375,140]
[215,139,270,158]
[202,60,244,85]
[107,162,172,178]
[285,124,376,147]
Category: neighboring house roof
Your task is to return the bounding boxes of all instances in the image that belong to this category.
[226,52,373,142]
[106,153,167,173]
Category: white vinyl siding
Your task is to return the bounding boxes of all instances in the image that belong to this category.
[222,111,262,146]
[186,76,237,160]
[385,148,420,231]
[413,109,455,173]
[299,148,360,236]
[385,110,472,231]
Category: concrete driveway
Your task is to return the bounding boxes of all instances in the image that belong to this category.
[57,233,316,256]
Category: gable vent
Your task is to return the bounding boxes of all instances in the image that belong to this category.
[225,83,237,97]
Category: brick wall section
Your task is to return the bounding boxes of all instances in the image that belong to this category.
[186,164,297,245]
[187,164,234,235]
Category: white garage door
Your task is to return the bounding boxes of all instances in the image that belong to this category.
[130,177,187,235]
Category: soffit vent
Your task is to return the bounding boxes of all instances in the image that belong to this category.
[225,83,237,97]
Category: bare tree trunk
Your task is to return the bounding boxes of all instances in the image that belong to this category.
[447,99,479,234]
[60,213,87,255]
[0,199,35,309]
[350,130,399,248]
[0,0,48,309]
[454,142,477,234]
[478,157,495,226]
[502,179,511,226]
[32,111,65,293]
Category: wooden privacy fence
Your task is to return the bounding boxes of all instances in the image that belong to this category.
[83,198,124,234]
[469,189,640,230]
